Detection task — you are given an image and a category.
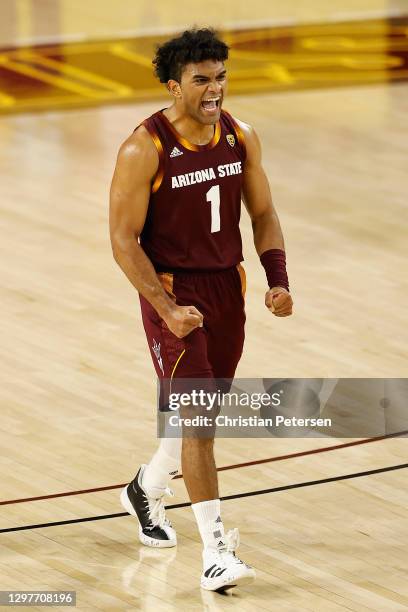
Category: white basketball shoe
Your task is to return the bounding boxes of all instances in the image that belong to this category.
[120,464,177,548]
[200,528,256,591]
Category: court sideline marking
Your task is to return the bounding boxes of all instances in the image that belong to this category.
[1,429,406,507]
[1,462,406,534]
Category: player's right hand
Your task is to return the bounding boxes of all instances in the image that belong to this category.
[164,305,204,338]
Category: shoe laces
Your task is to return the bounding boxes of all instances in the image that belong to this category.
[218,528,250,569]
[147,487,174,529]
[224,527,240,553]
[215,527,240,561]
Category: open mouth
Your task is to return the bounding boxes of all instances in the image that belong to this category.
[201,97,221,113]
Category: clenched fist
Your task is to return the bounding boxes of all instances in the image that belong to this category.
[265,286,293,317]
[163,304,204,338]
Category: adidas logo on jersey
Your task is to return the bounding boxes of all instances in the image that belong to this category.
[170,146,183,158]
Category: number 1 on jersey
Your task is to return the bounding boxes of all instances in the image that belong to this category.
[206,185,220,233]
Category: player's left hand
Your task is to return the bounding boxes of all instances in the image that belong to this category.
[265,286,293,317]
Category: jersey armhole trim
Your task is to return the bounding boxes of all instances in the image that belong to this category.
[142,121,165,193]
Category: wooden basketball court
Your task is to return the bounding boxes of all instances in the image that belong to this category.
[0,2,407,610]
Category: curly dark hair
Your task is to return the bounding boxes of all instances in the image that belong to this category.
[153,28,229,83]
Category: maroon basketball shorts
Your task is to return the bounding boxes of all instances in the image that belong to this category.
[139,265,246,383]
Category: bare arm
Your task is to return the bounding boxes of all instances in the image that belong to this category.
[240,120,293,317]
[109,126,203,337]
[240,121,285,255]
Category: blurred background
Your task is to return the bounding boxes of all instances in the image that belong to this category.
[0,0,407,114]
[0,0,407,47]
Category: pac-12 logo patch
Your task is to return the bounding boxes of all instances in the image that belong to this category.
[226,134,235,147]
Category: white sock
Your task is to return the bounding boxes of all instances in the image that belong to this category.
[141,437,181,498]
[191,499,225,550]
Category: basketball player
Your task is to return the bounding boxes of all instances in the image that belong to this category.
[109,28,293,592]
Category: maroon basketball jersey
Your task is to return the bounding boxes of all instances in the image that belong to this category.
[139,109,246,271]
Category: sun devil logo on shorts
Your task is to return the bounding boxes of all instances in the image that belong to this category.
[226,134,235,147]
[152,339,164,374]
